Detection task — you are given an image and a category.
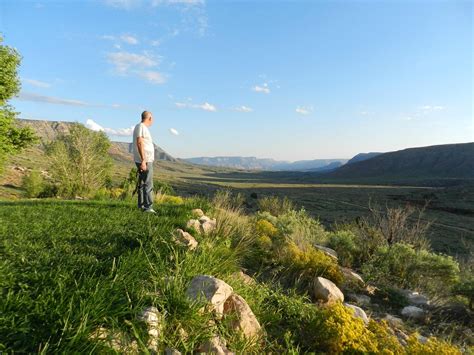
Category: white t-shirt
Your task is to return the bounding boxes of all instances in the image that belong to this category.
[133,123,155,163]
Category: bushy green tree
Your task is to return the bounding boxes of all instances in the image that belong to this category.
[21,170,44,197]
[0,35,37,173]
[47,123,112,197]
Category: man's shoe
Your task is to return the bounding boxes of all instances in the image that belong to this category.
[143,208,157,214]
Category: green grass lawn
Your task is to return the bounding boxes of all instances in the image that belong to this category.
[0,199,209,352]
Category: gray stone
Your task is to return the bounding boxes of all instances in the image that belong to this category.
[340,267,365,287]
[346,293,371,306]
[223,294,262,338]
[199,215,211,224]
[192,208,205,217]
[186,275,234,317]
[197,335,233,355]
[400,290,430,307]
[313,277,344,304]
[314,245,338,260]
[401,306,425,321]
[174,229,198,250]
[344,303,369,324]
[383,314,404,328]
[201,219,217,235]
[186,219,201,233]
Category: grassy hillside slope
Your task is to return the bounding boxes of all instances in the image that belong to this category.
[326,143,474,180]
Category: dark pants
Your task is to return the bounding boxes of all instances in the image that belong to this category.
[136,162,154,210]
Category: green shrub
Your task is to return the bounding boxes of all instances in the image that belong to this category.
[280,242,343,287]
[277,209,328,249]
[362,243,460,296]
[452,277,474,309]
[156,194,184,205]
[38,182,58,198]
[21,170,44,197]
[155,180,175,195]
[406,334,461,354]
[255,219,278,238]
[258,195,294,216]
[327,230,360,267]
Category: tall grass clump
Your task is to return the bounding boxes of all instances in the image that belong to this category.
[21,169,44,197]
[257,195,294,216]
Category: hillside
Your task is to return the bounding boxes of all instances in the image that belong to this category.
[1,196,470,353]
[346,152,383,165]
[325,143,474,180]
[185,156,348,171]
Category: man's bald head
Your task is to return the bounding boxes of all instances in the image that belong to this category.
[141,111,153,126]
[141,111,152,122]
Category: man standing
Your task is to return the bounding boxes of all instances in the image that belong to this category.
[133,111,156,213]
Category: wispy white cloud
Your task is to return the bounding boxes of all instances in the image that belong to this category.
[252,83,270,94]
[296,106,313,115]
[233,105,253,112]
[106,50,166,84]
[169,128,179,135]
[402,104,446,122]
[175,101,216,112]
[120,34,139,44]
[22,78,52,88]
[419,105,445,113]
[17,91,128,110]
[103,0,140,9]
[86,119,134,136]
[152,0,204,5]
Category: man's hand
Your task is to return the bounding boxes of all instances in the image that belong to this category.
[140,161,147,172]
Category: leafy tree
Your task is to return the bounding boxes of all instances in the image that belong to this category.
[0,35,37,173]
[47,123,112,197]
[21,170,44,198]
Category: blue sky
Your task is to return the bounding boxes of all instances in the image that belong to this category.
[1,0,472,160]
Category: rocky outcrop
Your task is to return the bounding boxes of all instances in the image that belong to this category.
[313,277,344,304]
[186,214,217,235]
[340,267,365,288]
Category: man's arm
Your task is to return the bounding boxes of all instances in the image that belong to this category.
[136,136,147,171]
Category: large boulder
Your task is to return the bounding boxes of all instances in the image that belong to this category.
[186,275,234,317]
[313,277,344,304]
[344,303,369,324]
[199,216,212,224]
[223,294,262,339]
[174,229,198,250]
[138,306,163,352]
[401,306,425,322]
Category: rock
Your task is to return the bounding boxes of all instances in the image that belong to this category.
[165,348,182,355]
[90,327,138,353]
[232,270,256,286]
[314,245,338,260]
[201,219,217,235]
[223,294,262,338]
[346,293,371,306]
[400,290,430,307]
[395,329,409,347]
[417,334,428,344]
[138,306,163,352]
[383,314,404,328]
[199,216,211,224]
[312,277,344,304]
[197,335,233,355]
[401,306,425,321]
[174,229,198,250]
[344,303,369,324]
[186,275,234,317]
[186,219,201,233]
[192,208,205,217]
[340,267,365,287]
